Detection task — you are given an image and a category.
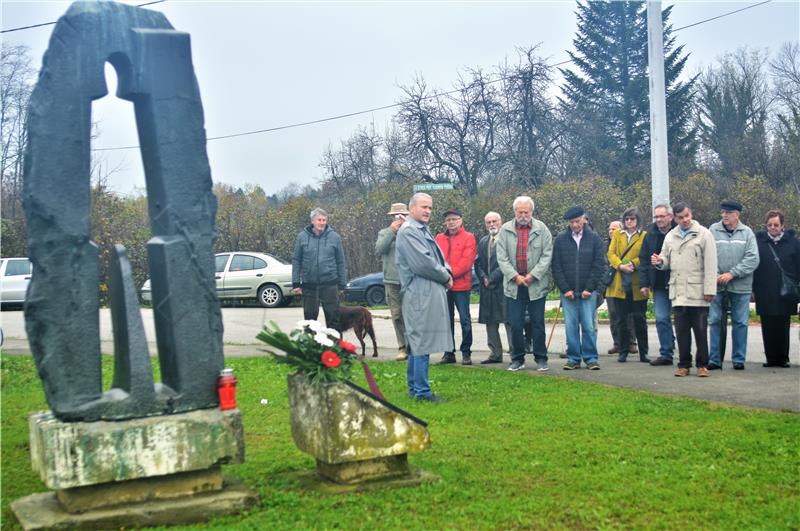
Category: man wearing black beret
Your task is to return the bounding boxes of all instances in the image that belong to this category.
[707,200,759,371]
[551,206,607,369]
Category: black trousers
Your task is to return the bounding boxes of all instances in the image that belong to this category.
[674,306,709,369]
[607,297,638,347]
[302,284,339,330]
[760,314,791,365]
[611,293,648,356]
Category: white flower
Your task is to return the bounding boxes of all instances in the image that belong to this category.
[295,319,324,332]
[260,399,269,405]
[313,332,334,347]
[323,327,341,339]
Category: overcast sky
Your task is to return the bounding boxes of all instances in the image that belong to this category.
[2,1,799,196]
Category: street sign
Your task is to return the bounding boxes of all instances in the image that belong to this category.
[412,183,454,192]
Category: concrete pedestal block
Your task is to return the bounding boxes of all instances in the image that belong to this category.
[29,408,244,489]
[287,374,432,484]
[10,477,258,531]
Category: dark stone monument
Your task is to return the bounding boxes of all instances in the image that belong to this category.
[22,0,224,422]
[12,2,258,527]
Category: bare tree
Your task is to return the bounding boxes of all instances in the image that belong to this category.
[697,48,771,186]
[495,46,560,187]
[770,41,800,192]
[1,45,35,220]
[397,69,500,196]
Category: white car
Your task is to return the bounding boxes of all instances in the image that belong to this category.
[0,257,32,307]
[141,252,294,308]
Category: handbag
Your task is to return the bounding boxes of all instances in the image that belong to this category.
[604,239,637,287]
[767,244,800,302]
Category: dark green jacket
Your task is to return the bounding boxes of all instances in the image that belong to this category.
[292,225,347,289]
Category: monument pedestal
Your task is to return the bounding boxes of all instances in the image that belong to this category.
[11,409,258,530]
[287,374,437,489]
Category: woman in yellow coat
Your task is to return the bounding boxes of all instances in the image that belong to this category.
[606,207,649,362]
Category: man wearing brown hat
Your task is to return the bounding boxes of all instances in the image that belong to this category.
[375,202,410,361]
[435,207,478,365]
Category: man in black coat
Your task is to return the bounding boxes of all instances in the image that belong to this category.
[639,204,678,366]
[475,211,511,364]
[552,207,607,370]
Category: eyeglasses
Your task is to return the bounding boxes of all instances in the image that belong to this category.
[624,216,636,221]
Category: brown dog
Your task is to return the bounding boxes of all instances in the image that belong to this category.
[337,306,378,357]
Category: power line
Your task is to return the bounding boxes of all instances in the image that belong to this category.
[1,0,774,150]
[0,0,167,34]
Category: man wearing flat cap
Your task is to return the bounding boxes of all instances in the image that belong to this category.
[707,200,759,371]
[552,206,607,369]
[435,207,478,365]
[376,202,410,361]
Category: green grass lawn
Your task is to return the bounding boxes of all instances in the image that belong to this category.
[2,355,799,530]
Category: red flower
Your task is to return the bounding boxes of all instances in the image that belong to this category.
[339,340,357,353]
[321,350,341,368]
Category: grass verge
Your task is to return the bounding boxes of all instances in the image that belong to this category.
[2,355,798,529]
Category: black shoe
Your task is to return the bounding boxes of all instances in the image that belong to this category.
[733,363,745,370]
[480,357,502,364]
[438,354,457,365]
[650,357,674,366]
[763,362,791,368]
[707,363,722,371]
[639,355,650,363]
[417,394,446,403]
[617,354,628,363]
[462,356,472,366]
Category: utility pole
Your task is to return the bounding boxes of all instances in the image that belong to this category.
[647,0,670,211]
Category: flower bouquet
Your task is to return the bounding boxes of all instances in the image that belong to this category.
[256,320,358,384]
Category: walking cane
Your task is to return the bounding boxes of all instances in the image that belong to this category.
[546,303,561,351]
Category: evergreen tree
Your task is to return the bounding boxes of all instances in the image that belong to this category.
[560,1,697,185]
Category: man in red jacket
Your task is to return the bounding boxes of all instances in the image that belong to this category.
[435,208,478,365]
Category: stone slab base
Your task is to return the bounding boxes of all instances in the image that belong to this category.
[57,466,223,513]
[29,408,244,489]
[316,454,410,484]
[10,477,258,531]
[285,466,439,495]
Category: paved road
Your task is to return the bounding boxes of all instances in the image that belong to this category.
[2,304,798,412]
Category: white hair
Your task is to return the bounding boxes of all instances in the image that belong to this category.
[409,192,432,207]
[484,211,501,221]
[512,196,534,212]
[309,207,328,220]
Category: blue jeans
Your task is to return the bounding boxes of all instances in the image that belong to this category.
[507,287,547,363]
[653,289,675,360]
[561,293,599,365]
[709,291,750,366]
[406,351,431,398]
[445,290,473,356]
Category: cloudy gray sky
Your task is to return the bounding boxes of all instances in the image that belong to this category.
[3,1,799,196]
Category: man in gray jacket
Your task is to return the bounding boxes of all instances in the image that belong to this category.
[707,200,759,371]
[396,193,452,402]
[292,207,348,330]
[375,202,409,361]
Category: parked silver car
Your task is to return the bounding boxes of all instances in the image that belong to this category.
[0,257,32,307]
[141,252,294,308]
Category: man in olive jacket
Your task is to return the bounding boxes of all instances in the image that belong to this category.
[292,207,347,330]
[552,206,607,370]
[396,193,452,402]
[496,196,553,372]
[375,202,409,361]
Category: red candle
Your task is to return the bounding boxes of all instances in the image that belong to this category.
[217,368,237,410]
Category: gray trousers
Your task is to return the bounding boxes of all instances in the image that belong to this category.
[302,284,339,330]
[486,322,512,360]
[385,283,406,352]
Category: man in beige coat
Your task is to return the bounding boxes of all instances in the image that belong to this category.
[652,202,717,377]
